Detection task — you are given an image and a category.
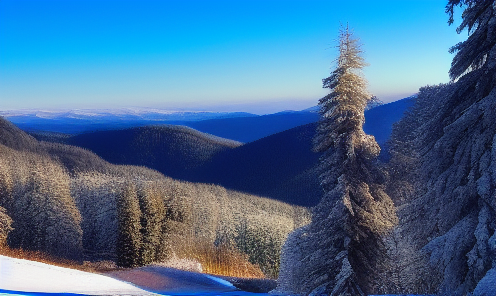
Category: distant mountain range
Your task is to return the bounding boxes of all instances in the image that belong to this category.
[0,108,255,121]
[2,108,256,136]
[29,97,414,207]
[5,107,321,143]
[11,96,414,145]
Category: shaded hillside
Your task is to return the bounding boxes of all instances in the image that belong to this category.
[185,111,319,143]
[53,98,412,208]
[363,95,415,149]
[0,115,310,277]
[192,122,321,207]
[192,98,413,207]
[66,125,242,180]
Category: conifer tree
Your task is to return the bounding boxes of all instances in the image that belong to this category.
[0,206,12,247]
[277,25,397,296]
[136,183,166,265]
[116,183,142,267]
[8,158,83,260]
[446,0,496,86]
[382,2,496,294]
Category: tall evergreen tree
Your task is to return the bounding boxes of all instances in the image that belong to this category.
[276,26,397,296]
[383,2,496,294]
[0,206,12,247]
[446,0,496,86]
[136,183,166,265]
[116,183,142,267]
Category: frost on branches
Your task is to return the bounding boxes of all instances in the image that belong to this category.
[276,26,397,296]
[385,1,496,295]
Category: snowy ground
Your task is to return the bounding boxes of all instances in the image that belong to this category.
[0,255,269,296]
[0,255,158,295]
[0,255,442,296]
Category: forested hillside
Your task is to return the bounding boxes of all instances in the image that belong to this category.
[193,122,321,207]
[0,116,309,278]
[39,98,411,208]
[192,97,413,207]
[66,125,241,181]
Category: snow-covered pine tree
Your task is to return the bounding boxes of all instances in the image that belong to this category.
[0,206,12,247]
[136,182,167,265]
[116,183,142,267]
[276,25,397,296]
[384,1,496,294]
[447,0,496,86]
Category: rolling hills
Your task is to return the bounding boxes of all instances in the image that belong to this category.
[0,115,310,276]
[185,110,319,143]
[191,122,321,207]
[38,97,413,207]
[192,95,414,206]
[66,125,242,180]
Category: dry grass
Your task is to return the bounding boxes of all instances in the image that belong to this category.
[0,245,120,273]
[172,240,266,278]
[1,243,264,279]
[154,256,203,272]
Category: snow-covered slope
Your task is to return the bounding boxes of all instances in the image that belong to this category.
[0,255,157,295]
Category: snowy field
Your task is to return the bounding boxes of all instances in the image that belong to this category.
[0,255,157,295]
[0,255,445,296]
[0,255,269,296]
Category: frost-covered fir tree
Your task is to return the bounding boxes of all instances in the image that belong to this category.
[446,0,496,85]
[385,1,496,295]
[276,26,397,296]
[0,206,12,247]
[116,183,142,267]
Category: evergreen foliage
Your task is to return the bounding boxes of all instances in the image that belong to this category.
[277,25,397,296]
[4,151,83,260]
[0,206,12,247]
[384,2,496,294]
[136,182,168,265]
[447,0,496,86]
[116,183,142,267]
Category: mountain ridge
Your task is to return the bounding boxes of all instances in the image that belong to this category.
[39,97,414,207]
[0,114,310,275]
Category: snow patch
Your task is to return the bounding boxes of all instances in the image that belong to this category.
[0,255,156,295]
[203,275,235,288]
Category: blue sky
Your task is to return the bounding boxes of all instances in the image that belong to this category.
[0,0,464,114]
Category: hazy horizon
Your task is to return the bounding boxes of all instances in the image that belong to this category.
[1,0,462,114]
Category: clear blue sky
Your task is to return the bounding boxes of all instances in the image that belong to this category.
[0,0,464,114]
